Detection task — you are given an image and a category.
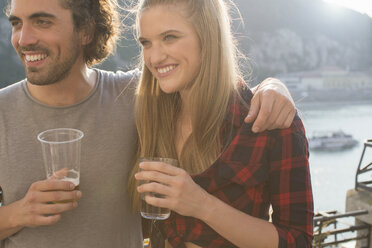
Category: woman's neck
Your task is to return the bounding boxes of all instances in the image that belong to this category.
[175,106,192,158]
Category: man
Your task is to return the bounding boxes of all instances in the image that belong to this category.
[0,0,296,247]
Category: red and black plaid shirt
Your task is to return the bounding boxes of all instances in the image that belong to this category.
[158,87,314,247]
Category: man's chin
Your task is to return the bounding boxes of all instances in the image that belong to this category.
[27,76,53,86]
[25,70,47,86]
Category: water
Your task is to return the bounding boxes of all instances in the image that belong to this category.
[298,101,372,213]
[141,198,170,220]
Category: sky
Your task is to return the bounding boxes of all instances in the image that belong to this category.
[323,0,372,17]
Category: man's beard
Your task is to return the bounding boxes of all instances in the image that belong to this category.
[19,36,81,86]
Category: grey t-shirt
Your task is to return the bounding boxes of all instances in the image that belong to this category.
[0,69,142,247]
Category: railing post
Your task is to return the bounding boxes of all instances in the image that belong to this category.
[355,139,372,192]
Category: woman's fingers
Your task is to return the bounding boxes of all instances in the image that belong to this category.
[137,181,172,196]
[139,161,181,176]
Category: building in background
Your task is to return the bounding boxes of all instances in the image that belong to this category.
[277,66,372,102]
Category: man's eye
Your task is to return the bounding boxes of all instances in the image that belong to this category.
[36,19,52,26]
[10,20,21,28]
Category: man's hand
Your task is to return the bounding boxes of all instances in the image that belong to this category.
[9,179,81,228]
[245,78,296,132]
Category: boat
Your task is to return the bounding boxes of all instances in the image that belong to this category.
[308,130,358,150]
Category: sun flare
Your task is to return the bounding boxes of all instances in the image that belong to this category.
[323,0,372,17]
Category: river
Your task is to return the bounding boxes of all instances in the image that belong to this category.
[298,101,372,213]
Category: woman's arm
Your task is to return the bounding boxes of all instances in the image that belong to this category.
[194,190,279,247]
[267,117,314,247]
[136,117,313,248]
[136,163,279,248]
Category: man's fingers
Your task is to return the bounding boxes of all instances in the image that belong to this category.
[37,190,82,204]
[267,111,286,130]
[28,201,78,216]
[252,97,274,132]
[283,109,296,128]
[42,201,78,215]
[245,95,260,123]
[265,109,284,130]
[267,101,295,129]
[30,179,75,192]
[32,214,62,227]
[265,100,289,130]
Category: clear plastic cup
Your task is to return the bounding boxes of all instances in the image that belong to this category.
[38,128,84,200]
[139,157,178,220]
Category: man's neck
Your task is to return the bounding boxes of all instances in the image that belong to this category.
[26,65,97,107]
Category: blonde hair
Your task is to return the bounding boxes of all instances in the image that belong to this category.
[128,0,246,210]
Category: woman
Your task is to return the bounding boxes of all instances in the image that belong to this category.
[129,0,313,247]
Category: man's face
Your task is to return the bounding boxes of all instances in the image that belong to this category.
[8,0,83,85]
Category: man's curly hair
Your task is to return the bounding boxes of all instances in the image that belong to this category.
[6,0,122,66]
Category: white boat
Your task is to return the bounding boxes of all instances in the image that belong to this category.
[308,130,358,150]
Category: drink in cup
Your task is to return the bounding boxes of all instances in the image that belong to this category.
[139,157,178,220]
[38,128,83,203]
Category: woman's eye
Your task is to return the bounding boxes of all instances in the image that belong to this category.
[140,40,150,47]
[164,35,177,41]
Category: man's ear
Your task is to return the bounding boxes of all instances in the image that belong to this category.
[81,20,95,46]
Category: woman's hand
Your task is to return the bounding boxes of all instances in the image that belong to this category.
[135,161,209,219]
[136,161,280,248]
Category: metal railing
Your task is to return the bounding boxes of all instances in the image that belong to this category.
[355,139,372,192]
[313,209,370,247]
[0,186,2,207]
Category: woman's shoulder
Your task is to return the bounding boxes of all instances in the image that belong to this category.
[269,113,307,138]
[226,82,308,145]
[224,83,253,128]
[237,83,253,105]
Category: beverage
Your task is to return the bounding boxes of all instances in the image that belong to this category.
[50,169,80,203]
[61,175,80,191]
[141,192,170,220]
[38,128,83,203]
[139,157,178,220]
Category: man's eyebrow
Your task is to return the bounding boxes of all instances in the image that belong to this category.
[29,12,56,19]
[8,12,56,22]
[8,15,20,22]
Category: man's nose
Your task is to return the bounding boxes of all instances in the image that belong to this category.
[17,24,38,47]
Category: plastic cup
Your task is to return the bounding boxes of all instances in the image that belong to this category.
[37,128,84,197]
[139,157,178,220]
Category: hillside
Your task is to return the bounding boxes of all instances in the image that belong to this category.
[0,0,371,88]
[234,0,372,80]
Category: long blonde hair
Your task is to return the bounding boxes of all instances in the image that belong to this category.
[128,0,245,210]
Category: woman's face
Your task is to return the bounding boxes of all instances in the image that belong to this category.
[139,4,201,95]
